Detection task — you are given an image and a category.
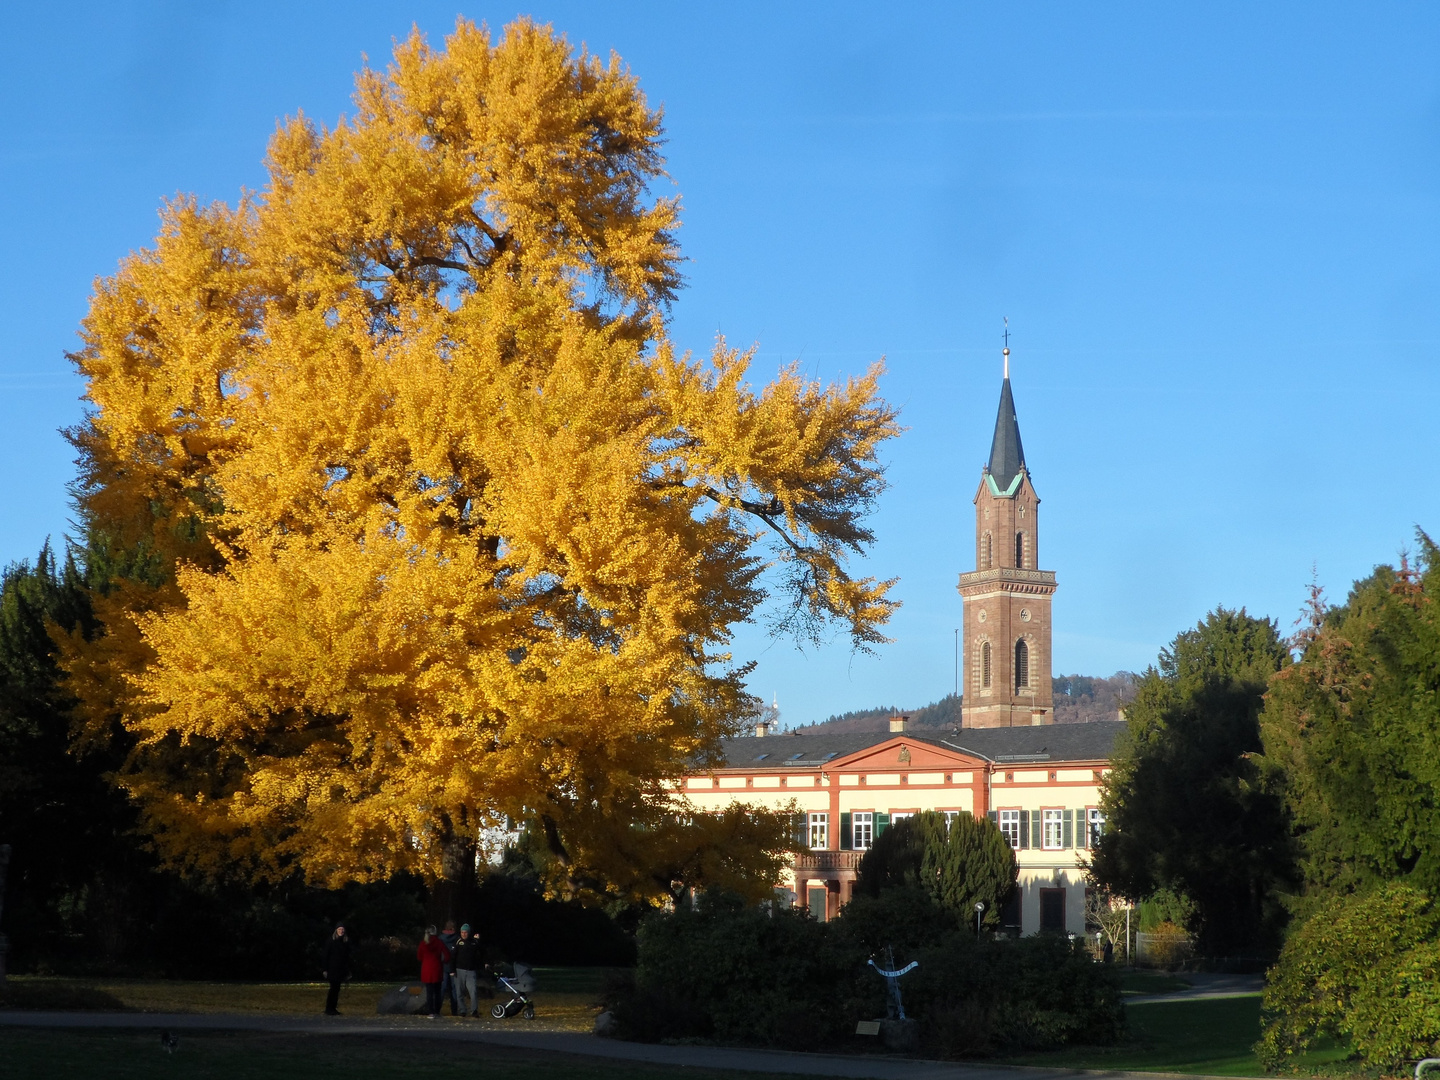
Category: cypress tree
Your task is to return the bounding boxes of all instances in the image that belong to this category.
[855,811,1017,928]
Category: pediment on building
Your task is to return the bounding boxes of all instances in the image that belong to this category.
[828,736,985,772]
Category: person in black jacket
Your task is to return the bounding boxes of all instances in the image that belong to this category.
[322,925,351,1015]
[451,923,483,1017]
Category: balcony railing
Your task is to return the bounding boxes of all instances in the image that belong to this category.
[958,567,1057,587]
[793,849,864,872]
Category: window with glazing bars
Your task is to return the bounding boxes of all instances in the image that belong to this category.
[852,812,873,850]
[998,809,1021,849]
[1042,808,1064,849]
[808,812,828,850]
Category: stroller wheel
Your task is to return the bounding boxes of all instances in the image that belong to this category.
[490,1003,507,1019]
[522,1003,535,1020]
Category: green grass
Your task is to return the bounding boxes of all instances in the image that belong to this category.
[0,973,605,1031]
[1000,995,1364,1077]
[0,979,128,1011]
[0,1028,821,1080]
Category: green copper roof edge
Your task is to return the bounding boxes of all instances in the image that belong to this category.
[984,470,1025,498]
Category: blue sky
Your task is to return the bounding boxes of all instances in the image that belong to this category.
[2,3,1437,725]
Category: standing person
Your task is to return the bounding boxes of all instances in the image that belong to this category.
[451,923,482,1017]
[322,924,351,1016]
[417,925,451,1019]
[439,920,461,1016]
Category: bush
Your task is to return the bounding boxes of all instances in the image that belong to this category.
[1258,882,1440,1070]
[1137,921,1192,969]
[606,889,1123,1057]
[608,892,854,1049]
[904,932,1124,1054]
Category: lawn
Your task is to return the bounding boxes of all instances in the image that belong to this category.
[1,974,1375,1077]
[0,967,612,1032]
[0,1028,816,1080]
[1000,995,1363,1078]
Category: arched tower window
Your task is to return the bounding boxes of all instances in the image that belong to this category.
[1014,638,1029,691]
[1015,531,1026,568]
[981,642,992,688]
[981,532,993,570]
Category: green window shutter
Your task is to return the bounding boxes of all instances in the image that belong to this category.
[840,812,852,850]
[875,812,890,836]
[791,813,807,848]
[1078,811,1088,850]
[1063,809,1074,849]
[1020,811,1030,849]
[987,810,998,825]
[1030,810,1041,848]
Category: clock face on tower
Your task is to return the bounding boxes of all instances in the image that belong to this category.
[956,360,1057,728]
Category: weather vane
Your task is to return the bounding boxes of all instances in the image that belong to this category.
[1002,317,1011,379]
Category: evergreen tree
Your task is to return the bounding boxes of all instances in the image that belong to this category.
[1091,608,1293,954]
[1260,533,1440,902]
[855,811,1017,929]
[0,544,137,965]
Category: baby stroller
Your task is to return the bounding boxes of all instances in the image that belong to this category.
[490,962,536,1019]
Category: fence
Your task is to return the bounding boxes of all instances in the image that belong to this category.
[1134,929,1194,969]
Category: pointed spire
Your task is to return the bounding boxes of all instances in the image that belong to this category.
[987,348,1026,492]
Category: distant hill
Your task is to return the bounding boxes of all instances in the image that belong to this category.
[794,674,1136,734]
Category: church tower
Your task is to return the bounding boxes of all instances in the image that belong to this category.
[958,344,1057,727]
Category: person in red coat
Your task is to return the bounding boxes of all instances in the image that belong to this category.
[417,925,452,1018]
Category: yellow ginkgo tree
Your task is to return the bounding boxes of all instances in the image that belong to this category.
[62,18,900,905]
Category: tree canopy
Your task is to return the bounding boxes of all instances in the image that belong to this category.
[61,18,899,903]
[1090,608,1293,953]
[855,811,1017,928]
[1260,534,1440,902]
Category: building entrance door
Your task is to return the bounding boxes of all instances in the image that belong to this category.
[1039,888,1066,932]
[808,885,827,921]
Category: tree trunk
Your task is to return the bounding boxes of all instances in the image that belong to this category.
[427,818,479,930]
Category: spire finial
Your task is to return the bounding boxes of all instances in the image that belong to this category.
[1002,317,1010,380]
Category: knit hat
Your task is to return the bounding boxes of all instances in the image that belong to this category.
[460,923,472,932]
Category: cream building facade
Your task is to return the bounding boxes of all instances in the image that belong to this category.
[681,720,1118,936]
[678,358,1116,937]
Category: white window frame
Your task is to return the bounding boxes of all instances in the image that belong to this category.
[890,811,915,824]
[941,810,960,830]
[998,808,1021,849]
[852,812,874,850]
[808,812,828,850]
[1042,808,1064,850]
[1087,807,1105,848]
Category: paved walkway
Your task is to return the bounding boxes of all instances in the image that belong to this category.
[1127,973,1264,1005]
[0,1009,1245,1080]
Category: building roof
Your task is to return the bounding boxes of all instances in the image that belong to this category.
[715,721,1124,770]
[986,377,1027,492]
[718,731,906,769]
[933,721,1124,763]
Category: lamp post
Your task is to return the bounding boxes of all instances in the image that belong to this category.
[974,901,985,938]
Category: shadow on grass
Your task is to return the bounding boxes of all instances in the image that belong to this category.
[0,980,127,1011]
[0,1028,810,1080]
